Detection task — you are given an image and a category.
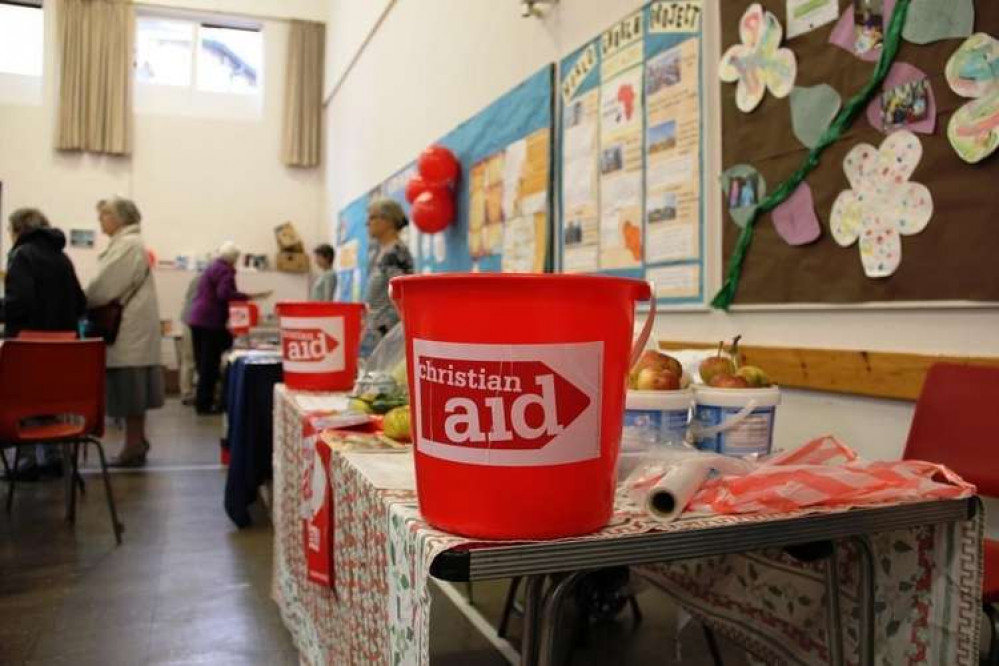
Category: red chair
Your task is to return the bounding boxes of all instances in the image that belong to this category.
[904,362,999,665]
[0,339,123,544]
[16,330,77,341]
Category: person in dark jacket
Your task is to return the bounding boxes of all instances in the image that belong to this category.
[4,208,86,337]
[2,208,86,480]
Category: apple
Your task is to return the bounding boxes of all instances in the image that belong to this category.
[708,373,750,389]
[699,341,735,385]
[635,367,681,391]
[633,350,682,377]
[736,365,771,388]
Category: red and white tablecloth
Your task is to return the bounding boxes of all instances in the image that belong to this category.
[270,384,983,666]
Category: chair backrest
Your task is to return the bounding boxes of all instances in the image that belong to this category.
[0,340,106,441]
[903,363,999,497]
[17,330,78,341]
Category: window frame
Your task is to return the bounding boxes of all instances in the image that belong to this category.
[0,0,45,79]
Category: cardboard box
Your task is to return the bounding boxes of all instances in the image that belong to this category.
[274,221,304,252]
[276,251,310,273]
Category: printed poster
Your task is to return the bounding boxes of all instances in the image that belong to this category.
[645,38,701,276]
[562,89,600,273]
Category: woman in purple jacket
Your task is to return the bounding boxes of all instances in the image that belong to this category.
[186,242,269,414]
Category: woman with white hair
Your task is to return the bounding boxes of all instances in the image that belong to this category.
[361,197,414,355]
[186,241,270,414]
[86,197,163,467]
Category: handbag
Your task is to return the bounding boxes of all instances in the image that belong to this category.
[86,268,150,345]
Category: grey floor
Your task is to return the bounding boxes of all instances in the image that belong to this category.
[0,400,749,665]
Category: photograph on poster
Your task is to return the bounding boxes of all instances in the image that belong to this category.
[600,145,624,174]
[70,229,95,249]
[881,78,929,129]
[728,173,760,210]
[647,49,681,95]
[648,191,678,224]
[854,0,884,54]
[648,120,677,154]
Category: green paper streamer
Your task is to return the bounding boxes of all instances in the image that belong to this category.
[711,0,912,311]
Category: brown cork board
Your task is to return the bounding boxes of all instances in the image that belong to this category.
[719,0,999,305]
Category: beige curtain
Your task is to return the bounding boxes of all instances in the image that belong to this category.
[282,20,325,168]
[56,0,134,156]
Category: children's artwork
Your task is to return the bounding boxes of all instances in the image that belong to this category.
[830,130,933,278]
[790,84,842,148]
[719,3,797,113]
[902,0,975,45]
[829,0,895,62]
[721,164,767,228]
[865,63,936,134]
[945,33,999,164]
[771,182,821,246]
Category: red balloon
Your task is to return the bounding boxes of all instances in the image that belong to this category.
[417,145,460,186]
[405,174,430,204]
[411,187,454,234]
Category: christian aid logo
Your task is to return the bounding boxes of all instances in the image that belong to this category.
[281,316,345,373]
[283,329,339,362]
[413,339,603,467]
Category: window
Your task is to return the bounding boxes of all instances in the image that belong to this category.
[0,1,44,77]
[136,18,193,86]
[136,15,262,95]
[198,26,261,94]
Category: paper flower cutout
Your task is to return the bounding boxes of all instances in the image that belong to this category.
[719,4,797,113]
[945,33,999,164]
[830,131,933,278]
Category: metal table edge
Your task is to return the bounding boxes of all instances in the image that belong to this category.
[429,497,977,582]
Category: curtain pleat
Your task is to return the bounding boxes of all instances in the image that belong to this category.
[282,20,325,168]
[56,0,134,156]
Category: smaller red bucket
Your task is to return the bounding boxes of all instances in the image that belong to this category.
[228,302,259,337]
[275,302,364,391]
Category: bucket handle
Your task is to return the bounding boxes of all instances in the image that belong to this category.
[629,282,657,370]
[687,399,759,442]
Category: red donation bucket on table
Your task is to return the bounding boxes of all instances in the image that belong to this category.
[390,274,654,539]
[275,302,364,391]
[228,301,259,337]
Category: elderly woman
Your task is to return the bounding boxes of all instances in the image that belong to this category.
[86,197,163,468]
[186,241,269,414]
[361,197,414,355]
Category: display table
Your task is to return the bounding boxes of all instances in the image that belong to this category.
[271,384,983,666]
[223,350,283,527]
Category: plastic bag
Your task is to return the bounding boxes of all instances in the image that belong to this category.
[353,322,409,412]
[621,443,753,522]
[687,436,976,515]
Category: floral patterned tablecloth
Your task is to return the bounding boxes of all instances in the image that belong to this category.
[271,385,983,666]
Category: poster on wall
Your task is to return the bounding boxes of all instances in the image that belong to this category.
[335,66,553,285]
[559,0,704,305]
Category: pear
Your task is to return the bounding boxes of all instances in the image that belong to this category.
[736,365,771,388]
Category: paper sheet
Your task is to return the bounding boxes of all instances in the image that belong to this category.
[562,89,601,273]
[945,33,999,164]
[599,66,645,269]
[647,263,700,299]
[721,164,767,228]
[830,130,933,278]
[785,0,839,39]
[790,84,841,148]
[719,3,797,113]
[772,182,821,246]
[865,62,936,135]
[645,40,701,266]
[902,0,974,45]
[501,215,543,273]
[295,394,351,413]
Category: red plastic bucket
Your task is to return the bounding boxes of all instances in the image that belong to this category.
[275,302,365,391]
[228,301,259,337]
[390,274,654,539]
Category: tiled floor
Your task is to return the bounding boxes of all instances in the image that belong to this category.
[0,400,748,665]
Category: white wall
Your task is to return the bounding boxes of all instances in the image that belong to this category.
[321,0,999,464]
[0,1,323,322]
[146,0,327,22]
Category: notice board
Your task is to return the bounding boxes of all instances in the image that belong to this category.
[717,0,999,306]
[558,1,706,306]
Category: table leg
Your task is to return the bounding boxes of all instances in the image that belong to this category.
[62,443,75,524]
[824,541,844,666]
[520,575,546,666]
[852,536,877,666]
[538,571,586,666]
